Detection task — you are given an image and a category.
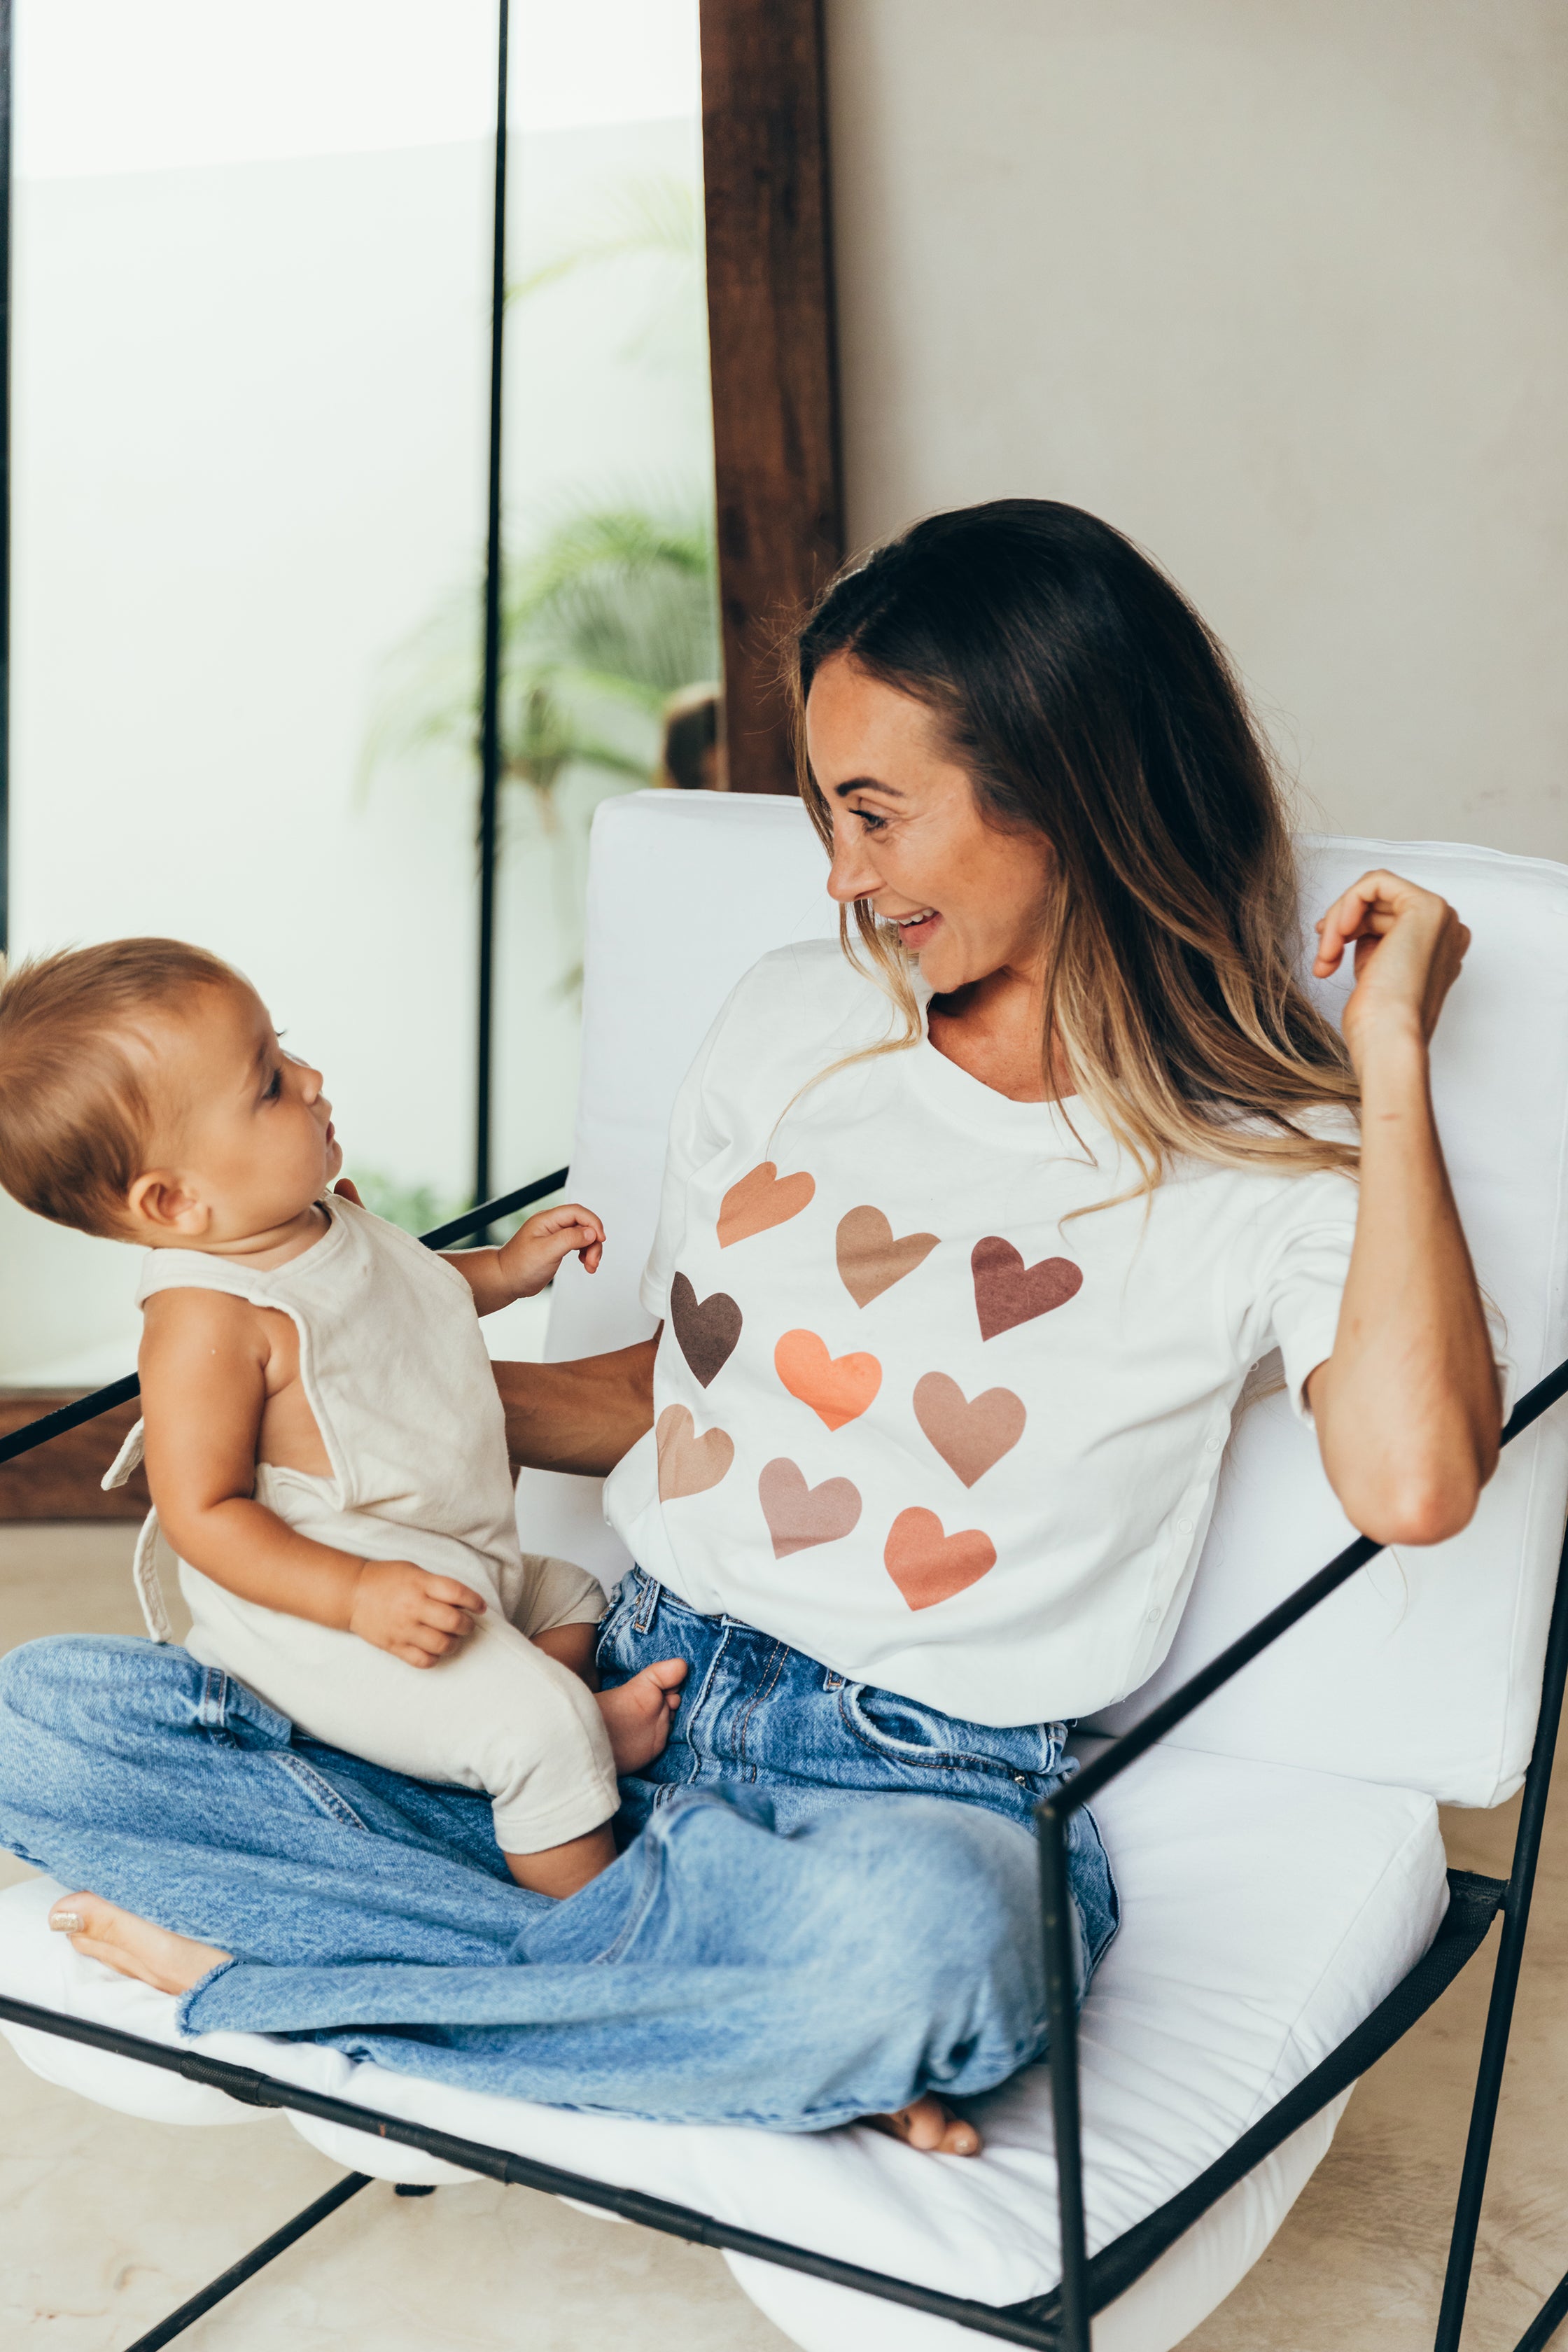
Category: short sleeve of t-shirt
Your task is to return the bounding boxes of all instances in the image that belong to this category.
[1241,1161,1359,1420]
[640,1006,729,1323]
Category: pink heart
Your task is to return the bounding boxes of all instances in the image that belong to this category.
[757,1458,862,1558]
[913,1373,1026,1488]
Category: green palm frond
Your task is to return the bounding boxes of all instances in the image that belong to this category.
[362,497,720,803]
[507,174,702,307]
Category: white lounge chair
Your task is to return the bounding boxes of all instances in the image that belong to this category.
[4,792,1567,2352]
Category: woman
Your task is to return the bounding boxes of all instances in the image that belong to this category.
[0,501,1498,2157]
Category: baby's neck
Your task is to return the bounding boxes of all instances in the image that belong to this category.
[148,1199,332,1273]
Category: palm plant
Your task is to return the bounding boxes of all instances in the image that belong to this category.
[507,172,708,374]
[364,167,718,807]
[365,499,720,809]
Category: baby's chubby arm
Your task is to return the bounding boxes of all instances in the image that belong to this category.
[139,1289,486,1670]
[440,1203,604,1316]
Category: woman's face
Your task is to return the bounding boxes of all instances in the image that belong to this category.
[805,654,1054,996]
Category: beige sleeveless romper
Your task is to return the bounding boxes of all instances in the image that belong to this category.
[110,1196,618,1854]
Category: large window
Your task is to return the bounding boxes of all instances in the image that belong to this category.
[2,0,716,1380]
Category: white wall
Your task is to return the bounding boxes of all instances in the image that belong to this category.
[826,0,1568,856]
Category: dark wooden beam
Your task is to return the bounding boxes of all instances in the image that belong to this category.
[0,1393,146,1521]
[700,0,843,796]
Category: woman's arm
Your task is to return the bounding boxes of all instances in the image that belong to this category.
[1305,870,1500,1546]
[493,1335,659,1477]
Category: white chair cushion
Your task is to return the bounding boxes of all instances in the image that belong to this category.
[0,1741,1446,2352]
[519,801,1568,1807]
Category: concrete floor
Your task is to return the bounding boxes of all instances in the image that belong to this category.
[3,1523,1567,2351]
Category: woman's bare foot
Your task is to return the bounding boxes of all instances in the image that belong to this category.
[866,2094,982,2157]
[48,1893,230,1996]
[596,1658,687,1774]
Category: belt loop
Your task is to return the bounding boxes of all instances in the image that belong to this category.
[823,1668,844,1693]
[632,1571,661,1634]
[198,1667,229,1730]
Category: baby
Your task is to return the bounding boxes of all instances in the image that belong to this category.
[0,939,685,1897]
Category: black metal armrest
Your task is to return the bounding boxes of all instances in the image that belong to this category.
[0,1168,572,1471]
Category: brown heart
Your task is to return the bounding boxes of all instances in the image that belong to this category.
[757,1457,862,1558]
[883,1508,997,1611]
[913,1373,1026,1488]
[836,1206,940,1308]
[657,1406,734,1501]
[718,1161,816,1249]
[972,1236,1083,1341]
[671,1273,742,1387]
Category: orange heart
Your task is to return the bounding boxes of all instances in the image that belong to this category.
[718,1161,816,1248]
[656,1405,734,1501]
[774,1329,882,1432]
[883,1508,996,1611]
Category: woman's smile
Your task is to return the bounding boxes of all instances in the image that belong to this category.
[888,906,941,946]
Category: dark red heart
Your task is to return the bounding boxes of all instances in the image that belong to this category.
[671,1273,743,1387]
[971,1236,1082,1341]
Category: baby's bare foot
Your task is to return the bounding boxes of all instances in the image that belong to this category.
[866,2095,982,2157]
[48,1893,230,1996]
[596,1658,687,1774]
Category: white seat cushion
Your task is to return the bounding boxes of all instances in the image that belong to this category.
[0,1742,1446,2351]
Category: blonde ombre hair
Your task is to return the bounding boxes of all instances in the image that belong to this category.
[789,500,1358,1196]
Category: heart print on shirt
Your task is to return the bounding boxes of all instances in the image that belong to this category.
[657,1404,734,1500]
[692,1174,1082,1605]
[835,1206,939,1306]
[971,1236,1083,1340]
[718,1162,816,1247]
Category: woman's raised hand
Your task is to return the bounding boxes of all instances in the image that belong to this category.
[1312,869,1471,1068]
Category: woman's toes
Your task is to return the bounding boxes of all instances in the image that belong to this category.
[49,1892,117,1945]
[48,1891,228,1996]
[867,2095,982,2156]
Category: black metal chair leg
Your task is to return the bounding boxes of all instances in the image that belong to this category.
[120,2171,372,2352]
[1513,2267,1568,2352]
[1435,1518,1568,2352]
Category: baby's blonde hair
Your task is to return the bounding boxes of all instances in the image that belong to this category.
[0,938,241,1238]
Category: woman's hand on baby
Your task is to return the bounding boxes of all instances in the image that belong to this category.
[497,1203,606,1299]
[347,1561,486,1668]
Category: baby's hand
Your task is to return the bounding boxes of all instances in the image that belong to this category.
[498,1203,604,1300]
[348,1562,485,1668]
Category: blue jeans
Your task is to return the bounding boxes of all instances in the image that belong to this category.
[0,1601,1116,2134]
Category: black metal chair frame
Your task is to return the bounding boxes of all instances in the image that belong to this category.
[3,1165,1568,2352]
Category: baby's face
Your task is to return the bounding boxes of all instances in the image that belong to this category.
[133,981,342,1246]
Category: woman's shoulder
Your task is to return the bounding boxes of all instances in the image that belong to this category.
[1155,1103,1360,1253]
[713,937,902,1056]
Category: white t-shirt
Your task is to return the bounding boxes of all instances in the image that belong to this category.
[603,940,1358,1728]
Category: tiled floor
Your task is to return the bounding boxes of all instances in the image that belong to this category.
[4,1522,1568,2351]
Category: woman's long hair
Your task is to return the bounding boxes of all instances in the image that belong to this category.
[790,500,1357,1192]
